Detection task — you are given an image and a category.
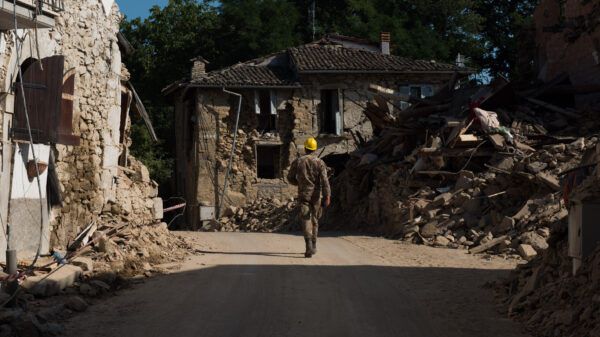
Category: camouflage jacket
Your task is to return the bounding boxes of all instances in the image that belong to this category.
[287,154,331,203]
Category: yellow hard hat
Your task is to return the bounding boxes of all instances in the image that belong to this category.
[304,137,317,151]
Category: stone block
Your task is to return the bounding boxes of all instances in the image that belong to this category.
[518,244,537,260]
[22,265,83,297]
[71,257,93,272]
[434,235,450,247]
[66,296,88,312]
[519,231,549,251]
[432,193,452,208]
[153,198,163,220]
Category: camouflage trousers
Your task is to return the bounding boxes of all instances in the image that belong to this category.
[299,200,322,240]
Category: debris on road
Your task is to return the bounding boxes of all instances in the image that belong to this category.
[202,198,300,233]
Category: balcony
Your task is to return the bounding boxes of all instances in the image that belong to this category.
[0,0,61,30]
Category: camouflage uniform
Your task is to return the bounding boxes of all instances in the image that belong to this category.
[287,153,331,240]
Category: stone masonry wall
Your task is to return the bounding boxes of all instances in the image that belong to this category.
[534,0,600,105]
[179,72,454,227]
[0,1,160,249]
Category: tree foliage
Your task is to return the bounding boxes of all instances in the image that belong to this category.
[120,0,537,192]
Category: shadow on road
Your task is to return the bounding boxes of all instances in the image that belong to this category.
[65,264,527,337]
[196,250,306,258]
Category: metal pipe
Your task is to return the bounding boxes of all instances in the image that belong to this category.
[5,249,17,306]
[163,203,186,213]
[217,88,242,218]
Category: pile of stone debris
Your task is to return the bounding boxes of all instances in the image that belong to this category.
[494,147,600,336]
[0,221,191,336]
[202,197,300,233]
[494,230,600,337]
[324,75,600,260]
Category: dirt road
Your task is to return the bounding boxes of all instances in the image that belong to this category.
[65,232,529,337]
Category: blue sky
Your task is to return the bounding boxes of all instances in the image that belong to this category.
[116,0,168,19]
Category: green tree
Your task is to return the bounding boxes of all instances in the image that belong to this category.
[215,0,303,66]
[120,0,220,191]
[474,0,537,79]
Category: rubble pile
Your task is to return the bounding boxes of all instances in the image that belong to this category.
[494,231,600,336]
[0,221,191,336]
[325,76,600,259]
[494,147,600,336]
[202,197,300,233]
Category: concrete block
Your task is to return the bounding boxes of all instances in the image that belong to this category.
[22,265,82,297]
[153,197,163,220]
[518,244,537,260]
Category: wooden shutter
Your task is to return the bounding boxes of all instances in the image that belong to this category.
[254,90,260,114]
[58,68,80,146]
[269,90,277,115]
[13,56,64,143]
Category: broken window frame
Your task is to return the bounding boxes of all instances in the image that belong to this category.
[255,143,282,179]
[398,84,435,110]
[319,89,342,136]
[254,89,277,133]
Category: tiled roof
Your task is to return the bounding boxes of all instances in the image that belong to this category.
[190,53,299,88]
[289,44,472,73]
[170,40,474,90]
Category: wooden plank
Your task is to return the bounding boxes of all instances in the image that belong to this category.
[127,81,158,142]
[455,134,483,147]
[524,97,580,119]
[58,70,80,146]
[488,134,505,150]
[447,118,473,148]
[470,235,508,254]
[514,140,535,152]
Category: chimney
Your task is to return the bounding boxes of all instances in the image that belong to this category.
[190,56,209,79]
[380,32,390,55]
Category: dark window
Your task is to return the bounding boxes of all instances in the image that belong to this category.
[256,145,281,179]
[410,86,422,99]
[256,90,277,132]
[320,89,339,134]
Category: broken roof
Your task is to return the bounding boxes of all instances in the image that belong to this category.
[189,54,299,88]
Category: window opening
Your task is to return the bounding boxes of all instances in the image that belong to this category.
[320,89,339,134]
[256,144,281,179]
[410,86,422,99]
[255,90,277,132]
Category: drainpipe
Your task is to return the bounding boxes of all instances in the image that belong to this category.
[217,88,242,218]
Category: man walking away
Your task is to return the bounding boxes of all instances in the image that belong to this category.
[287,137,331,258]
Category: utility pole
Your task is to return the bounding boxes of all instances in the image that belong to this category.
[311,1,316,41]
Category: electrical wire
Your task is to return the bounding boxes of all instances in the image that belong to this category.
[3,3,46,308]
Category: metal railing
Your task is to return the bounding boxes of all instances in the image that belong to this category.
[37,0,64,12]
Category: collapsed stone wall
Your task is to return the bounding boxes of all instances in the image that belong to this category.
[0,1,160,250]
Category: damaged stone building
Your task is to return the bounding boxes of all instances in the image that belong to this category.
[0,0,161,262]
[533,0,600,105]
[164,34,474,228]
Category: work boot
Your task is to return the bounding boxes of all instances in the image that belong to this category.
[304,239,313,258]
[311,239,317,254]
